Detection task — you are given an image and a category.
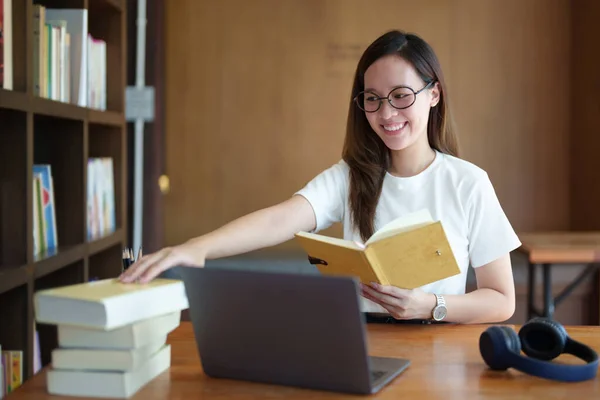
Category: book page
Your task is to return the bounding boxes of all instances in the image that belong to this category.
[295,231,363,250]
[366,209,434,245]
[35,278,183,302]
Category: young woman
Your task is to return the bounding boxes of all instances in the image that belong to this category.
[120,30,521,325]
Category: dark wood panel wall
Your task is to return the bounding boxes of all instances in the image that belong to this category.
[136,0,600,324]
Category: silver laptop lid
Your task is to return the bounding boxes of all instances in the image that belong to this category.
[177,266,374,393]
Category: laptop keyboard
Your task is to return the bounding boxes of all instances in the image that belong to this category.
[370,370,386,381]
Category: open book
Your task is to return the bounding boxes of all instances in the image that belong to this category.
[294,210,461,289]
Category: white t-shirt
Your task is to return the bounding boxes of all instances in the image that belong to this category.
[294,150,521,313]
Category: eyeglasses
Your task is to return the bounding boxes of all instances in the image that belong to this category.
[354,81,435,113]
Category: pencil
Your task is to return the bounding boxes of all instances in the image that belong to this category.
[121,249,129,271]
[127,248,134,268]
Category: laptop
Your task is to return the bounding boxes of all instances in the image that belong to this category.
[176,266,410,395]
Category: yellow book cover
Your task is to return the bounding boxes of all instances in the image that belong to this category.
[9,351,21,391]
[294,209,461,289]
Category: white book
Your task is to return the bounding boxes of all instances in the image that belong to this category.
[52,336,167,371]
[34,278,189,330]
[44,9,88,106]
[47,344,171,398]
[34,328,41,374]
[103,158,116,234]
[2,0,13,90]
[58,311,181,349]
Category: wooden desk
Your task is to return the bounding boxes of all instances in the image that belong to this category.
[517,232,600,320]
[7,322,600,399]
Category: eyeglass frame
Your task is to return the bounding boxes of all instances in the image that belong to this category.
[353,80,436,113]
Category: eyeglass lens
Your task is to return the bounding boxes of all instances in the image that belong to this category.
[358,87,415,112]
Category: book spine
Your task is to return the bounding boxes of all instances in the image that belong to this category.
[363,248,389,285]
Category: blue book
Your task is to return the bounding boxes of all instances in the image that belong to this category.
[33,165,58,251]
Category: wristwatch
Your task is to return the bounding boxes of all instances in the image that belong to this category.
[432,294,447,321]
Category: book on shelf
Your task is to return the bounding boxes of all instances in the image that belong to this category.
[1,0,13,90]
[87,157,116,241]
[294,209,461,289]
[33,164,58,258]
[87,34,106,110]
[1,345,23,397]
[31,6,106,109]
[33,157,117,248]
[0,327,41,398]
[33,328,41,375]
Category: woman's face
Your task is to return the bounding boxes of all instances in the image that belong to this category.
[362,55,439,151]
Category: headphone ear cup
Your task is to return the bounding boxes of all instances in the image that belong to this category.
[479,326,521,371]
[519,317,567,361]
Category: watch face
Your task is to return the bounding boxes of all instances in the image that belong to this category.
[433,306,447,321]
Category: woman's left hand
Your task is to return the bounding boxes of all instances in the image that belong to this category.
[360,282,436,320]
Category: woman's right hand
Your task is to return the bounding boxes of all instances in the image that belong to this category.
[119,241,205,284]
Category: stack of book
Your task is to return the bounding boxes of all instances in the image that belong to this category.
[34,278,189,398]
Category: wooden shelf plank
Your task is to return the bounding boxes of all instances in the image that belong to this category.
[88,109,125,126]
[31,97,87,121]
[105,0,123,11]
[89,0,123,12]
[0,89,30,112]
[88,228,124,256]
[0,265,30,294]
[33,244,86,279]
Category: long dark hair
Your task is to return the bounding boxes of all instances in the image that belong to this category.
[342,30,459,242]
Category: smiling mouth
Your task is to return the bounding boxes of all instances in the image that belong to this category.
[382,122,407,134]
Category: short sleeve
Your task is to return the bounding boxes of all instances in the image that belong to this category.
[294,160,349,233]
[467,173,521,268]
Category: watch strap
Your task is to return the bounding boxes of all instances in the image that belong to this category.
[435,294,445,307]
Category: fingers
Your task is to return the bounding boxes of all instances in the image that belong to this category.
[369,282,409,297]
[119,248,172,283]
[361,290,403,318]
[138,250,180,283]
[360,287,410,319]
[360,287,384,305]
[360,282,402,307]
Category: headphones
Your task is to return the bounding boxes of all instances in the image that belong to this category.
[479,317,599,382]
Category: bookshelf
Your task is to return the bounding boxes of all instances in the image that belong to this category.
[0,0,127,384]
